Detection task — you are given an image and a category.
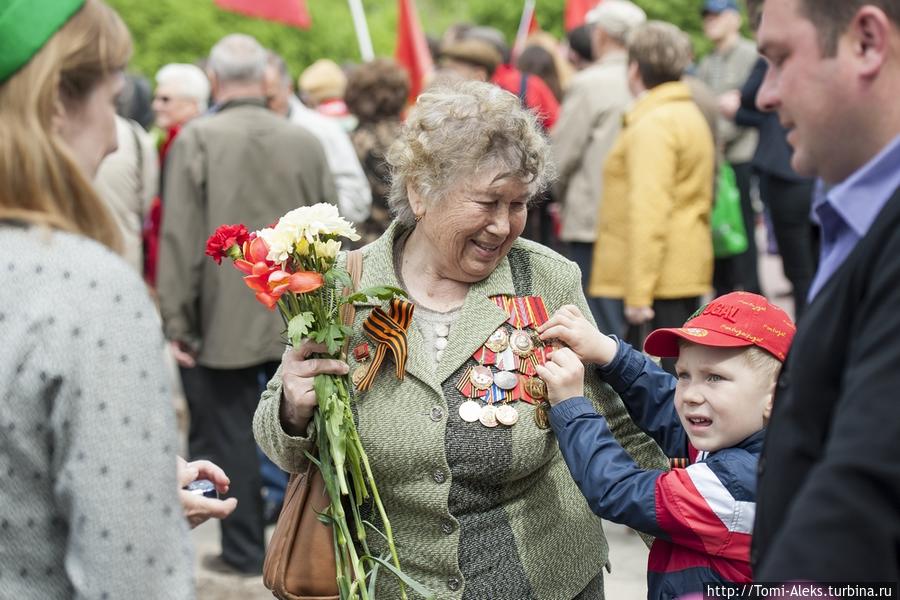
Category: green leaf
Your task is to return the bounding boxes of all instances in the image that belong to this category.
[287,312,315,347]
[365,556,437,599]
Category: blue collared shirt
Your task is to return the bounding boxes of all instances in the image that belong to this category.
[808,134,900,301]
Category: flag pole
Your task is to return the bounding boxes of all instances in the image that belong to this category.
[347,0,375,61]
[512,0,536,62]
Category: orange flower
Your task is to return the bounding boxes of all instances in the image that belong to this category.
[234,236,271,275]
[241,262,324,310]
[287,271,324,293]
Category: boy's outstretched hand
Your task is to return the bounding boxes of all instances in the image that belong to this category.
[538,305,618,366]
[535,347,585,406]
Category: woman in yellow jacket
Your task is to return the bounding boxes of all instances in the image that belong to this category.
[589,21,715,372]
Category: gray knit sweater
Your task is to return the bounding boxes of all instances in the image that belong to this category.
[0,225,193,599]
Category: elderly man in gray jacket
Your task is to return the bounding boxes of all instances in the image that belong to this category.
[158,33,336,576]
[551,0,646,338]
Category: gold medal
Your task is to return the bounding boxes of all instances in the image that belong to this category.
[485,327,510,353]
[479,404,499,428]
[534,401,551,429]
[458,400,482,423]
[495,404,519,426]
[470,365,494,391]
[510,329,535,357]
[351,364,369,388]
[524,376,547,400]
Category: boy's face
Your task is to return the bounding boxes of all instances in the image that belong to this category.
[674,344,775,452]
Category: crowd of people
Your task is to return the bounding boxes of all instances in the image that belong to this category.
[2,0,899,598]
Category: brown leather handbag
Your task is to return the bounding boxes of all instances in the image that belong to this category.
[263,249,363,600]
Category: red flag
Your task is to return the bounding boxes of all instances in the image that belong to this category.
[213,0,311,29]
[395,0,433,103]
[565,0,602,32]
[512,0,540,62]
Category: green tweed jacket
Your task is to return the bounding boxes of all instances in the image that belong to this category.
[254,222,668,600]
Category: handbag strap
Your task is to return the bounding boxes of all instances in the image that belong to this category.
[339,249,363,356]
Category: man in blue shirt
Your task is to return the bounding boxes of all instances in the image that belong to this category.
[752,0,900,583]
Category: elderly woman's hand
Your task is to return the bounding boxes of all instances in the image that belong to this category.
[177,456,238,529]
[279,340,350,436]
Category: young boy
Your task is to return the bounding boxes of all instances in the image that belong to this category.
[535,292,795,599]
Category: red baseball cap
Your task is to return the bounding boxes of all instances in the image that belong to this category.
[643,292,796,362]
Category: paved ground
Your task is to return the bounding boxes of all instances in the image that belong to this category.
[190,519,651,599]
[191,227,792,599]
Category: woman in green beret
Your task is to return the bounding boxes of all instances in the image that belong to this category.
[254,80,669,599]
[0,1,233,597]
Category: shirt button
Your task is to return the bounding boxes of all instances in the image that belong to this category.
[433,470,447,484]
[430,407,443,422]
[447,576,461,591]
[757,456,766,475]
[441,519,455,535]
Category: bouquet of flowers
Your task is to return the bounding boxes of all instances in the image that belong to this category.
[206,204,430,600]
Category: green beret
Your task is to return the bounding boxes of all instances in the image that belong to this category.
[0,0,86,83]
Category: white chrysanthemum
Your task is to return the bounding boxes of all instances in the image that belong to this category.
[258,227,297,264]
[315,239,342,259]
[279,203,360,242]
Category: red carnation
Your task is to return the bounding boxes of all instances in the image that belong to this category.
[205,224,250,264]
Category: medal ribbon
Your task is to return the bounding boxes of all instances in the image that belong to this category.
[359,298,414,391]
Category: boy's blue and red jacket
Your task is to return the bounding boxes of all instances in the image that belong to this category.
[549,340,762,600]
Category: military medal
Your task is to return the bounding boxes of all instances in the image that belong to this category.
[458,400,482,423]
[470,365,494,391]
[479,404,499,428]
[534,401,551,429]
[523,376,547,401]
[509,329,534,357]
[485,327,509,353]
[495,404,519,426]
[351,343,371,388]
[493,370,518,391]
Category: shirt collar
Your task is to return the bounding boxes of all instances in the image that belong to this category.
[815,133,900,237]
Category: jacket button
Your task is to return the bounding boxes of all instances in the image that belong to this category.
[441,519,455,535]
[447,576,461,591]
[430,407,443,422]
[433,470,447,484]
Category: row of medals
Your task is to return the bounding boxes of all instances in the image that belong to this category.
[456,326,552,430]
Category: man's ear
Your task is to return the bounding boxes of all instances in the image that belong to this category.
[846,6,892,79]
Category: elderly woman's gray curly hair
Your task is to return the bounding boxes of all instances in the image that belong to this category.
[386,80,553,227]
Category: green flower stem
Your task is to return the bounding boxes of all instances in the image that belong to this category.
[357,444,407,600]
[316,410,369,600]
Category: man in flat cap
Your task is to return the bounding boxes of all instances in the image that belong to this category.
[551,0,646,338]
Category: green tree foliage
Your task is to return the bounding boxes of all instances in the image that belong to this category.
[106,0,719,82]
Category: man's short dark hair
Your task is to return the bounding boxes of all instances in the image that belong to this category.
[567,24,594,63]
[798,0,900,56]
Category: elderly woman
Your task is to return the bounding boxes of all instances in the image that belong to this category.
[589,21,715,374]
[254,80,667,599]
[0,1,233,597]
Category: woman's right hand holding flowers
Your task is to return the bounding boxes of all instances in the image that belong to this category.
[279,340,349,436]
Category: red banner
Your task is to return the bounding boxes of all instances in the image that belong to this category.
[213,0,311,29]
[565,0,602,32]
[395,0,433,103]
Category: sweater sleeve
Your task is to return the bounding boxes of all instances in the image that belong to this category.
[49,250,194,599]
[253,366,318,474]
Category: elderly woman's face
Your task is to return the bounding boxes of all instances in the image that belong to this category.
[414,168,530,283]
